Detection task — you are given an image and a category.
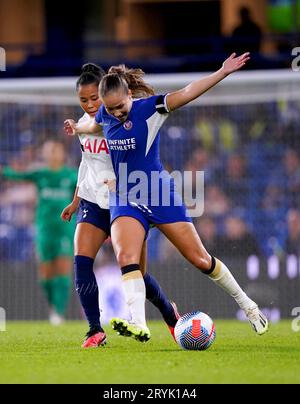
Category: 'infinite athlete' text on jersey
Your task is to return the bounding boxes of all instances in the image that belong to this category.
[95,95,169,194]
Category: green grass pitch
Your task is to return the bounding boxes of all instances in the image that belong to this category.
[0,320,299,384]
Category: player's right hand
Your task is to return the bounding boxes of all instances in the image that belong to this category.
[64,119,77,136]
[61,203,78,222]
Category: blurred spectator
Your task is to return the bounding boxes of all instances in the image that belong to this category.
[262,184,287,213]
[220,153,250,208]
[269,148,300,208]
[195,113,238,154]
[204,184,231,219]
[183,148,211,211]
[184,148,218,203]
[160,125,192,171]
[0,173,36,261]
[283,149,300,206]
[194,216,219,256]
[217,214,261,258]
[285,209,300,255]
[230,7,262,54]
[157,233,179,262]
[259,182,287,256]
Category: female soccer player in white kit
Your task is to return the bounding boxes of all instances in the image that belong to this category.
[65,54,269,343]
[62,64,179,347]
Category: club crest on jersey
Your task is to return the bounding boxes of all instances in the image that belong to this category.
[123,121,133,130]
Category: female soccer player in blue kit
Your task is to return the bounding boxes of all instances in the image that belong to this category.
[65,53,268,342]
[62,64,179,347]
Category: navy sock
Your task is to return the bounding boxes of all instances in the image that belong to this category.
[74,255,102,331]
[144,273,177,327]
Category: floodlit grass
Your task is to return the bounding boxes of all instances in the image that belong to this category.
[0,320,299,384]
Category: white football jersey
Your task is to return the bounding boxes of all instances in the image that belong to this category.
[77,113,115,209]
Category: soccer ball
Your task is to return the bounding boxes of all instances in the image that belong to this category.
[174,311,216,351]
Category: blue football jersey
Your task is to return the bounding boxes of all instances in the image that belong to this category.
[95,95,171,201]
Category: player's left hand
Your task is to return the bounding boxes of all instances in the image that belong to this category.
[61,202,78,222]
[222,52,250,75]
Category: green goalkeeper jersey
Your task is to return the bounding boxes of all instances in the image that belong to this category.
[2,166,77,235]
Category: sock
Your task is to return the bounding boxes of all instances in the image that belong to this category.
[206,257,256,311]
[74,255,101,330]
[144,273,177,327]
[40,279,53,306]
[51,275,72,316]
[121,264,147,327]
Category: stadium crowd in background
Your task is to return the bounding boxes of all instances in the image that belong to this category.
[1,99,300,263]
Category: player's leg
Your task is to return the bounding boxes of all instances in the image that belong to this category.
[140,241,179,337]
[157,221,268,335]
[39,261,55,311]
[37,236,66,325]
[74,222,108,347]
[44,232,75,324]
[74,199,111,346]
[51,256,73,321]
[110,216,150,341]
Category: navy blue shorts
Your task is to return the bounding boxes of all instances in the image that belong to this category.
[76,199,111,236]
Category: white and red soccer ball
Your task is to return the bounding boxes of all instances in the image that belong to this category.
[174,311,216,351]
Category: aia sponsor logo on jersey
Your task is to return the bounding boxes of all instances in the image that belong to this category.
[83,138,109,155]
[123,121,133,131]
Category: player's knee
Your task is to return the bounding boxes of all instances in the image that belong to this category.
[117,251,140,268]
[75,247,96,259]
[189,254,211,272]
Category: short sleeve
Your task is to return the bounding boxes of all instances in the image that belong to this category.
[136,95,170,121]
[95,105,104,126]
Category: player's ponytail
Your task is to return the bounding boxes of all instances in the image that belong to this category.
[76,63,106,91]
[100,65,155,98]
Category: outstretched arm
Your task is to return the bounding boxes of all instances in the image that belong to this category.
[0,166,37,182]
[64,118,101,136]
[166,52,250,112]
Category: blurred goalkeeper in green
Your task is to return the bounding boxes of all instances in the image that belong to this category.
[1,140,77,325]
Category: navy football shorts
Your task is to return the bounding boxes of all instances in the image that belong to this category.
[76,199,111,236]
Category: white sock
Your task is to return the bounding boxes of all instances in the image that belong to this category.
[122,270,147,327]
[208,258,256,311]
